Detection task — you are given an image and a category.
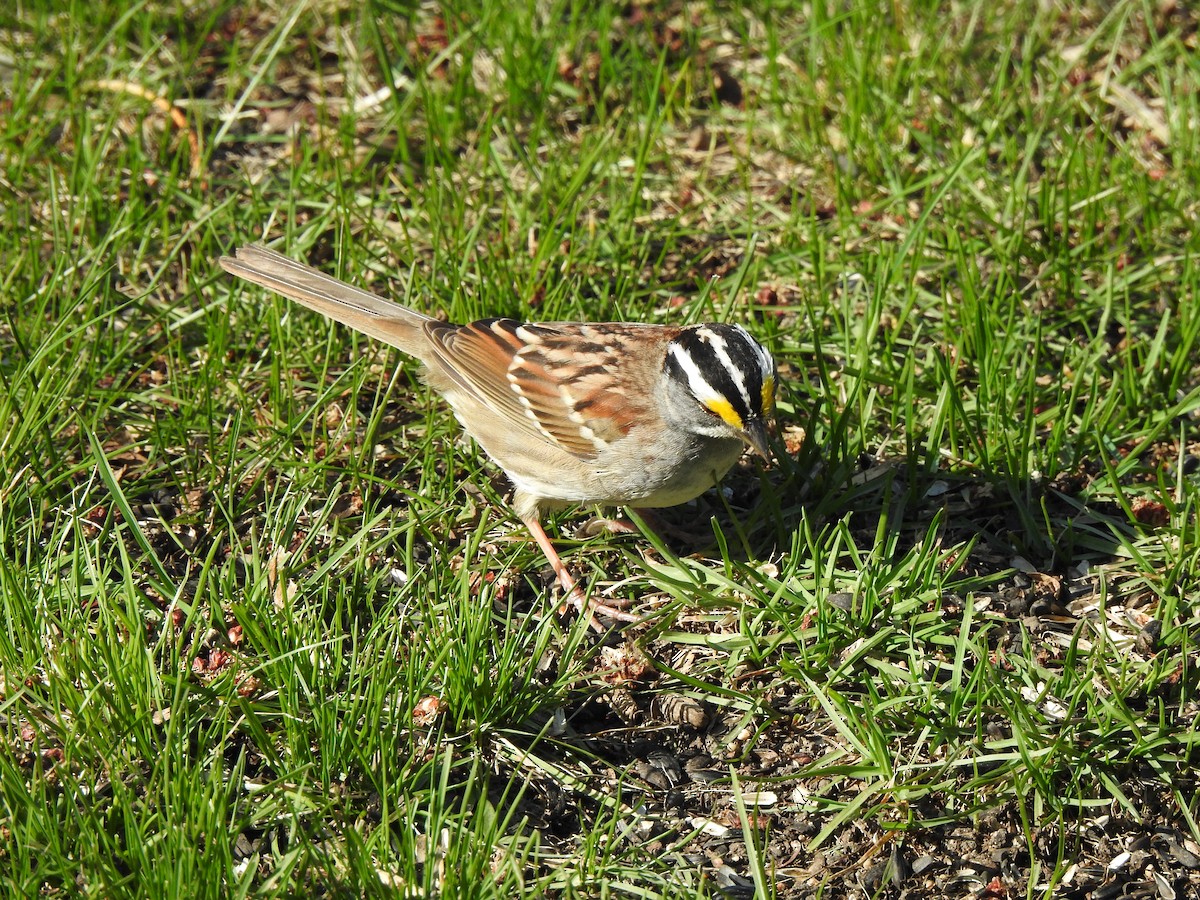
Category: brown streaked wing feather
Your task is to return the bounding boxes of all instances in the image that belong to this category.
[422,319,658,461]
[423,319,583,455]
[506,346,610,457]
[510,346,642,447]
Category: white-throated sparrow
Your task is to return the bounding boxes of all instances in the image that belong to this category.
[219,245,776,622]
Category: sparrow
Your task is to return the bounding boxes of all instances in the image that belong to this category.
[219,245,776,622]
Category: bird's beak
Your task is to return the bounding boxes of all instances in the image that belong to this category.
[744,417,773,463]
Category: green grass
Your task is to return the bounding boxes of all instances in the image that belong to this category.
[3,1,1200,897]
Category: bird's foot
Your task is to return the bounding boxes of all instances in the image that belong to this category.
[576,509,710,545]
[523,514,640,630]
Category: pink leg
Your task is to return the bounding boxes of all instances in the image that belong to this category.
[522,515,641,626]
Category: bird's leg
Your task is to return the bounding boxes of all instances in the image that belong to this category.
[521,514,641,626]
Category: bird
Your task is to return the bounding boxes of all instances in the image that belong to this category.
[218,244,777,623]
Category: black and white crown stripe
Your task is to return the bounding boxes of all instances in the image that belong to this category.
[697,326,755,411]
[665,324,774,425]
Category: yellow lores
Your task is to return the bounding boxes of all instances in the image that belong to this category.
[705,397,746,430]
[761,375,776,417]
[705,375,773,430]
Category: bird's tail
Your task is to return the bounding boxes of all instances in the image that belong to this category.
[219,245,431,357]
